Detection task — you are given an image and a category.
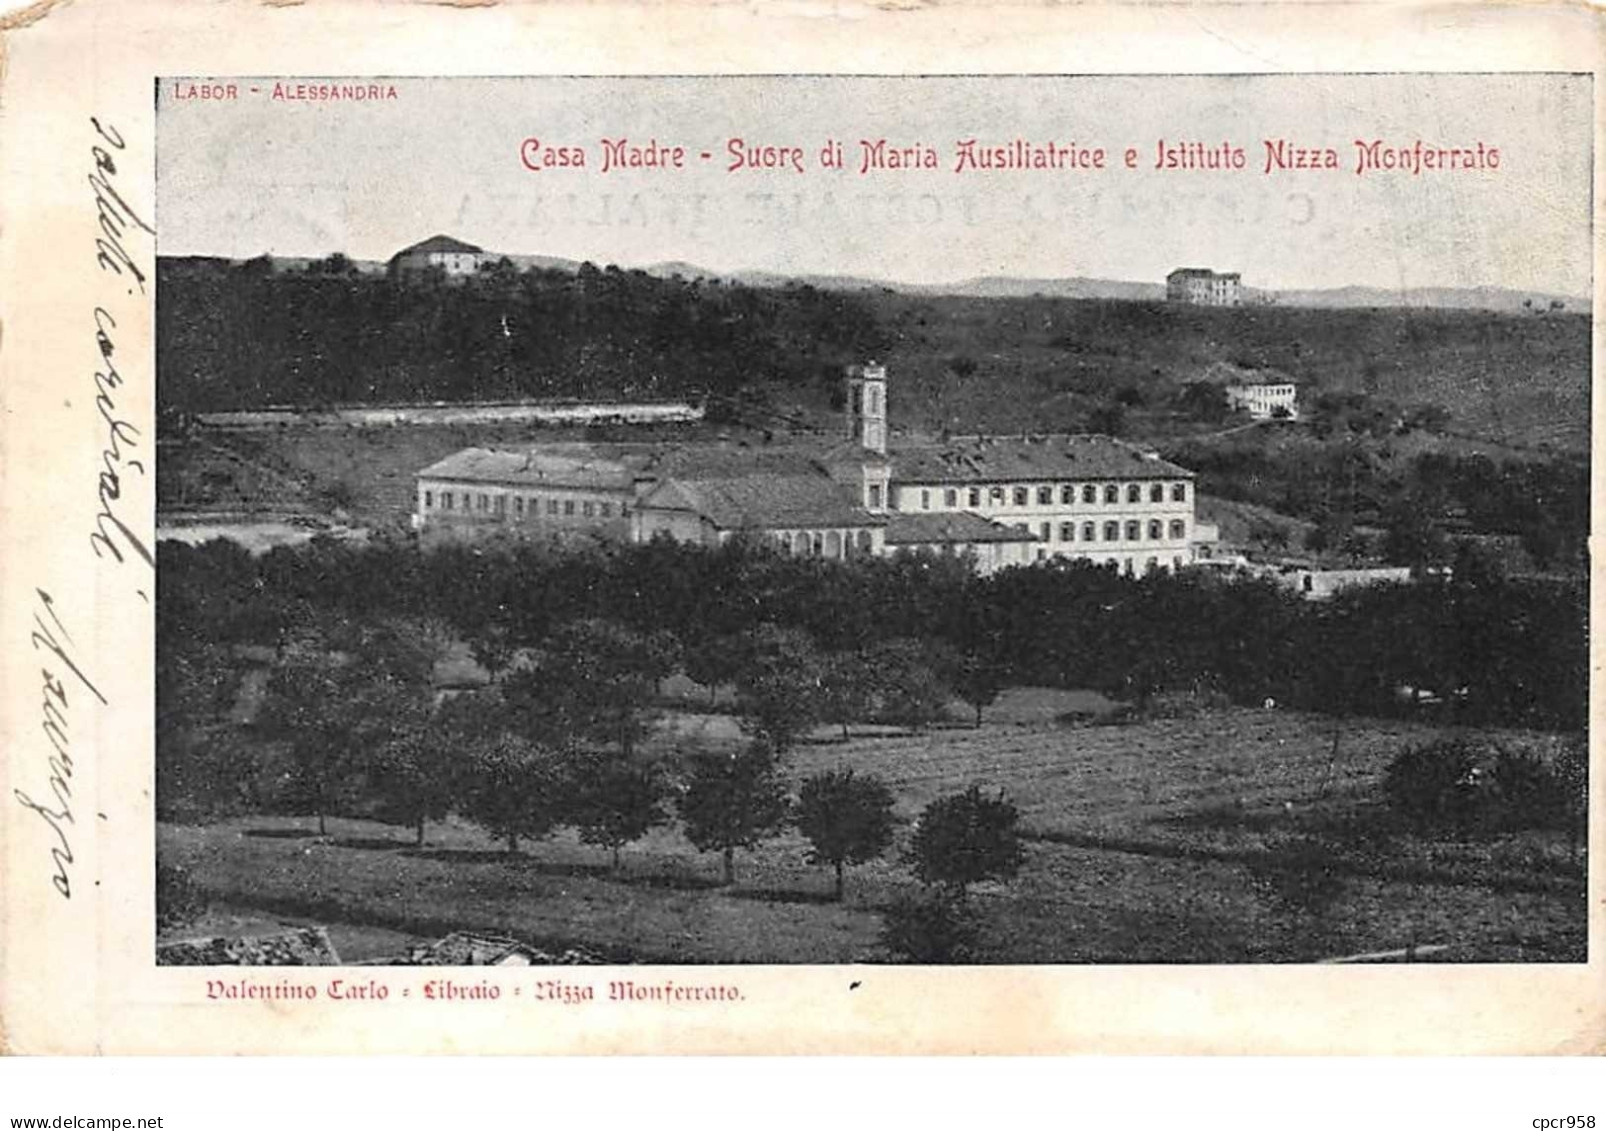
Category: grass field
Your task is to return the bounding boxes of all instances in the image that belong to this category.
[158,702,1584,965]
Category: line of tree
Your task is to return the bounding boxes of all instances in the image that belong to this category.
[159,533,1589,738]
[156,256,886,413]
[160,606,960,897]
[1165,434,1588,574]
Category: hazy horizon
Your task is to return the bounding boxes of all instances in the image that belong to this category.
[157,75,1593,298]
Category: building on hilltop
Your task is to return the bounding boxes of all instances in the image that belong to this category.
[414,361,1201,575]
[1166,267,1242,307]
[389,234,488,279]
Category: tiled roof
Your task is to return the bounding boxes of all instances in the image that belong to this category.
[1197,360,1298,388]
[883,511,1039,545]
[892,435,1193,484]
[417,448,636,491]
[640,474,882,530]
[632,443,826,479]
[394,234,484,258]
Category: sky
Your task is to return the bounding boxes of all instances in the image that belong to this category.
[156,74,1592,296]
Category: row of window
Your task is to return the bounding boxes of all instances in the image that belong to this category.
[1014,518,1187,543]
[907,481,1188,511]
[424,489,626,521]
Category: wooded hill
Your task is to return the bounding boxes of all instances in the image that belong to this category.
[157,256,1588,454]
[156,256,887,414]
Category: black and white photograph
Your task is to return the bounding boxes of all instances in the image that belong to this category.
[150,74,1589,970]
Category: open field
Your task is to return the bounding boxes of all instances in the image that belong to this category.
[159,705,1584,964]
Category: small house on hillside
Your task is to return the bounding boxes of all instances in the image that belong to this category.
[1198,361,1300,420]
[388,234,487,280]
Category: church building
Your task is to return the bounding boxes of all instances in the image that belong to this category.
[414,362,1199,575]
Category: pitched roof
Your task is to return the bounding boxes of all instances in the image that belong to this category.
[892,435,1193,484]
[1168,267,1239,279]
[1197,360,1299,388]
[639,474,883,530]
[883,511,1039,545]
[393,234,484,258]
[417,447,636,491]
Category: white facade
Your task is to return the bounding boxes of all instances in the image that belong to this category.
[412,364,1200,576]
[890,475,1194,575]
[1167,268,1243,307]
[1225,382,1298,420]
[395,250,484,276]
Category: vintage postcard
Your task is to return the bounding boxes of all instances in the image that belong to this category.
[0,0,1601,1055]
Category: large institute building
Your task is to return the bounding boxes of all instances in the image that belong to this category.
[415,364,1200,575]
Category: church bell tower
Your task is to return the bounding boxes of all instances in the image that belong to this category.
[846,361,887,456]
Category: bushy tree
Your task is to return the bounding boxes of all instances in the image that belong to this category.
[734,625,825,753]
[678,745,791,885]
[156,639,245,821]
[949,651,1008,727]
[258,616,451,835]
[1487,748,1570,831]
[908,786,1025,896]
[456,734,572,853]
[503,619,677,755]
[879,889,982,963]
[820,651,876,740]
[683,631,744,707]
[865,639,951,733]
[1382,739,1477,830]
[362,729,459,846]
[796,769,897,900]
[257,664,373,835]
[571,754,671,871]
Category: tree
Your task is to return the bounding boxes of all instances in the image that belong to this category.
[866,639,951,733]
[1383,739,1478,830]
[256,662,378,836]
[734,624,825,754]
[456,733,573,853]
[571,754,671,871]
[362,727,459,846]
[879,889,983,963]
[683,631,744,707]
[950,651,1008,727]
[1175,381,1229,424]
[678,744,791,885]
[503,619,677,755]
[908,786,1025,896]
[819,651,876,740]
[796,770,897,900]
[156,639,243,821]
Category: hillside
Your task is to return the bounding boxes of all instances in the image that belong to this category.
[157,257,1588,455]
[156,257,886,413]
[849,293,1588,452]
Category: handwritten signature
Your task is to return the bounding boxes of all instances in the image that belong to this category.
[14,119,153,900]
[15,591,105,898]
